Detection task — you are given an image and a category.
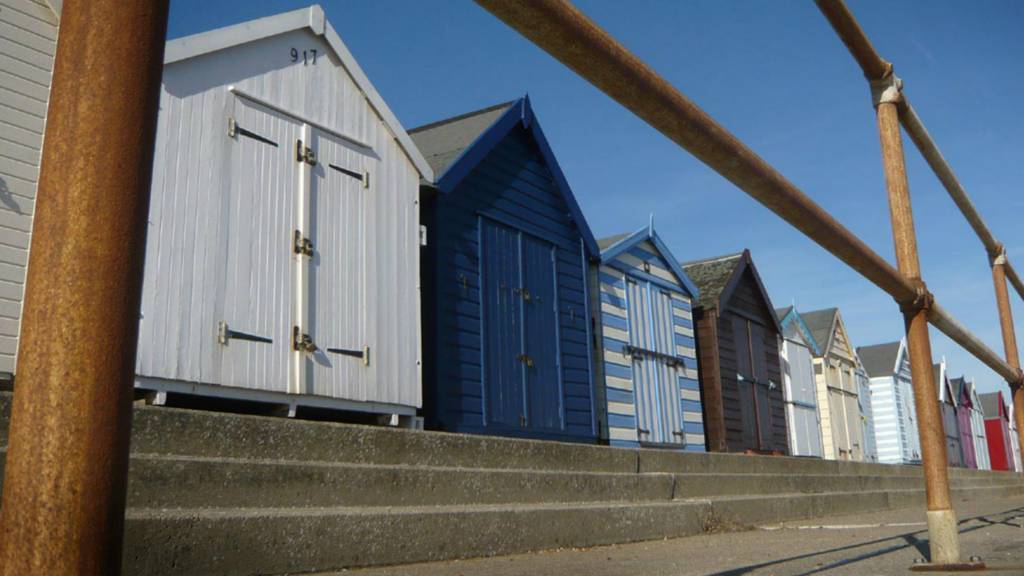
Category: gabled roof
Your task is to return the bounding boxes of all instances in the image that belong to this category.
[409,97,599,256]
[857,341,903,378]
[162,5,433,181]
[776,307,822,355]
[933,360,956,407]
[950,376,971,405]
[801,308,839,356]
[979,392,1005,421]
[598,224,700,299]
[682,250,781,333]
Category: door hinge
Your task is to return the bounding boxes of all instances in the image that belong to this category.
[227,116,237,138]
[293,230,314,256]
[292,326,317,353]
[296,139,317,165]
[218,321,272,345]
[419,225,428,247]
[514,287,531,301]
[517,353,534,368]
[325,345,370,367]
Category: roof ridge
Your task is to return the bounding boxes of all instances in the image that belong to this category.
[680,252,743,267]
[408,100,518,134]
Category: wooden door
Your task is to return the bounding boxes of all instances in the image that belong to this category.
[521,234,562,430]
[480,219,524,427]
[304,129,370,398]
[219,99,302,393]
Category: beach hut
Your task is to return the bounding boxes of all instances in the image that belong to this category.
[0,0,61,378]
[950,376,979,468]
[858,340,921,465]
[412,97,599,441]
[855,356,878,463]
[776,307,824,457]
[967,381,991,470]
[981,391,1014,471]
[934,361,964,467]
[683,251,787,454]
[590,225,704,450]
[1011,399,1023,472]
[2,6,435,419]
[801,308,865,461]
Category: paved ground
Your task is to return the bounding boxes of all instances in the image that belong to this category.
[336,496,1024,575]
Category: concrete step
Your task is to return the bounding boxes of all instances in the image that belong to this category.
[120,484,1024,576]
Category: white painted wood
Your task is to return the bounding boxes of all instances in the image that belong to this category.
[131,17,424,412]
[0,0,56,374]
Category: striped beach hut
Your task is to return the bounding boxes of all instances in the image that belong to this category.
[590,224,704,450]
[858,340,921,465]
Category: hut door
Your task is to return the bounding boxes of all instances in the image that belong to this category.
[521,235,563,430]
[480,219,525,427]
[303,129,369,397]
[626,279,684,446]
[219,100,302,392]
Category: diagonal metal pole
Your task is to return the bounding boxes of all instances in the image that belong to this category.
[872,76,958,564]
[0,0,169,574]
[991,248,1024,462]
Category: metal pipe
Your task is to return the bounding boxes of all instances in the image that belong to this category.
[813,0,892,80]
[1006,261,1024,304]
[0,1,169,574]
[929,302,1020,383]
[472,0,1019,390]
[816,0,1024,305]
[876,98,958,563]
[991,257,1024,457]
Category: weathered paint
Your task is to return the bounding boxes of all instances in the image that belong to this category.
[855,357,878,463]
[418,99,597,442]
[593,229,704,451]
[934,360,964,468]
[982,391,1014,471]
[968,382,990,470]
[0,0,60,375]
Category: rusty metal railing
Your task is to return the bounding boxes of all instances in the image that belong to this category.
[475,0,1022,567]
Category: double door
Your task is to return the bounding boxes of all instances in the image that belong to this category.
[219,97,370,397]
[732,315,774,451]
[480,219,563,431]
[625,279,685,447]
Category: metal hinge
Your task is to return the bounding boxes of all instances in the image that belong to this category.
[514,287,531,301]
[295,139,317,165]
[293,230,314,256]
[227,116,237,138]
[325,345,370,367]
[419,225,428,247]
[292,326,317,353]
[517,353,534,368]
[217,321,272,345]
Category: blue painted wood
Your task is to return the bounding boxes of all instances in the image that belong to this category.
[480,218,525,428]
[423,117,596,443]
[522,233,564,430]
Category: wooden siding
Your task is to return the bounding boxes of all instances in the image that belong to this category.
[422,124,594,442]
[780,337,822,457]
[812,313,865,461]
[595,240,703,451]
[134,28,422,407]
[0,0,57,374]
[868,355,921,465]
[697,268,787,454]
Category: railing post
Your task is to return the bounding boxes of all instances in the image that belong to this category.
[873,75,959,564]
[990,248,1024,461]
[0,1,169,574]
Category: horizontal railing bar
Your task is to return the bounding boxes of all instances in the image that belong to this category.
[472,0,1020,383]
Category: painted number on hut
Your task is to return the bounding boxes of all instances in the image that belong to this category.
[291,48,318,65]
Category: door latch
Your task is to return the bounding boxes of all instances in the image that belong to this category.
[517,354,534,368]
[514,287,531,301]
[292,326,317,353]
[295,139,317,165]
[293,230,314,256]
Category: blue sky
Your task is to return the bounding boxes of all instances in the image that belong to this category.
[168,1,1024,395]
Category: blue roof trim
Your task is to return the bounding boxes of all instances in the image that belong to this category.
[779,308,822,357]
[599,224,700,299]
[434,96,600,257]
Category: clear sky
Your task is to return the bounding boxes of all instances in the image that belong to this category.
[167,1,1024,395]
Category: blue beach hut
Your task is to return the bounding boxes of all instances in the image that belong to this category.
[411,97,600,442]
[591,225,705,450]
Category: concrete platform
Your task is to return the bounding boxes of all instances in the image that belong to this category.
[340,495,1024,575]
